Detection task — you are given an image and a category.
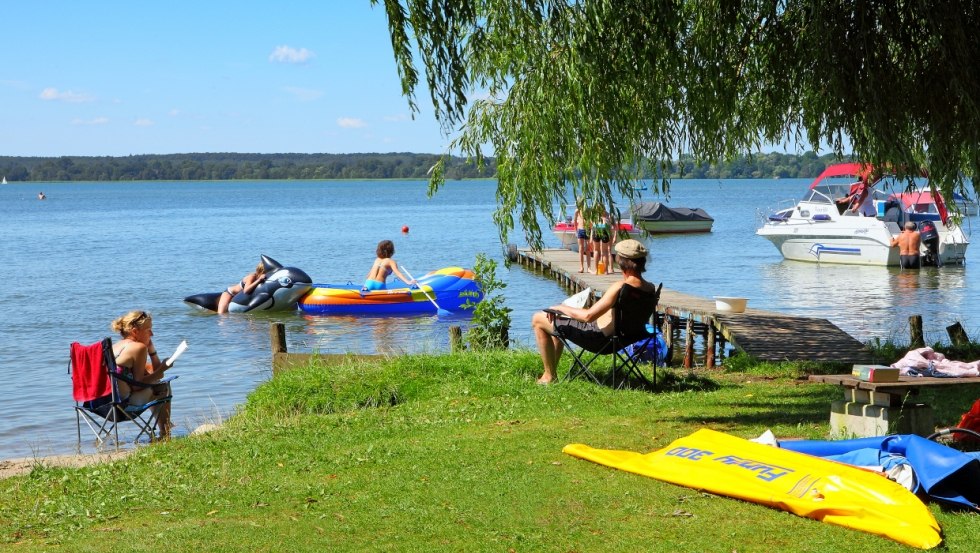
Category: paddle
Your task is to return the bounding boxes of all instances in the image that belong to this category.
[401,266,452,316]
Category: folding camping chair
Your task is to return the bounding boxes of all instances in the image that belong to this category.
[556,282,663,388]
[70,337,176,447]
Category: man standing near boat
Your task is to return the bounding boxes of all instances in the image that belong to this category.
[891,222,921,269]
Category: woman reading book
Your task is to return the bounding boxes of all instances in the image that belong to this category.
[110,310,174,438]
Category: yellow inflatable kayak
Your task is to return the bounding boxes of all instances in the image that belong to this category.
[564,429,941,549]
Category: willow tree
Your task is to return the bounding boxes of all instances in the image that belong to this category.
[375,0,980,246]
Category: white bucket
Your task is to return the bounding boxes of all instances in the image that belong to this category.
[714,296,748,313]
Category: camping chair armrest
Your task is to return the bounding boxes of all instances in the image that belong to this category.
[111,371,178,390]
[543,308,571,319]
[124,395,173,412]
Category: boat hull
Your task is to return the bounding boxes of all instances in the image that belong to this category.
[634,220,713,234]
[298,267,483,315]
[758,216,969,266]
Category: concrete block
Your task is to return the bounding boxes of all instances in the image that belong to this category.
[829,400,934,438]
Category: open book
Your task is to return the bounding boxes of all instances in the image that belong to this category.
[164,340,188,368]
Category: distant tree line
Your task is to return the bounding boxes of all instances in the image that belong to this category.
[0,151,843,182]
[0,153,496,182]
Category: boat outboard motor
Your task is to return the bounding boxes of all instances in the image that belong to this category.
[919,220,942,267]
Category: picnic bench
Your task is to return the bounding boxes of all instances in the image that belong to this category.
[809,373,980,438]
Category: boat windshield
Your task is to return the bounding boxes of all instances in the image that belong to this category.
[804,182,854,204]
[805,176,894,204]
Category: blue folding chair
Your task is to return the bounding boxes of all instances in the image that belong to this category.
[70,337,176,447]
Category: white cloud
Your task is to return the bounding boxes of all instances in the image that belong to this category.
[383,113,411,122]
[269,45,315,64]
[283,86,323,101]
[40,87,95,103]
[71,117,109,126]
[337,117,367,129]
[169,108,180,117]
[134,118,154,127]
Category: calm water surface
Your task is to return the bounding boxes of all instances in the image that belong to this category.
[1,178,976,459]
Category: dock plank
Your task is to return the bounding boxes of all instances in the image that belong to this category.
[515,248,872,364]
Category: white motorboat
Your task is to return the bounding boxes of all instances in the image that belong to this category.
[757,163,969,266]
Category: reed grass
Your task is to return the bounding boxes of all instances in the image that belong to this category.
[2,351,978,552]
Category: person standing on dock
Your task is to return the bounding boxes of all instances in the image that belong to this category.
[591,203,614,274]
[573,199,592,273]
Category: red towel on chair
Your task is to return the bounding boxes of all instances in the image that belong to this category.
[71,341,111,402]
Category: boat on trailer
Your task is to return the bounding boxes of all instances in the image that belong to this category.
[756,163,969,266]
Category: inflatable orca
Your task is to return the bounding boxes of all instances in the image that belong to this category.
[184,255,313,313]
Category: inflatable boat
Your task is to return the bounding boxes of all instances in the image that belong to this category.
[184,255,313,313]
[298,267,483,315]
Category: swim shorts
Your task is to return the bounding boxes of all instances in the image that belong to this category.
[553,317,610,352]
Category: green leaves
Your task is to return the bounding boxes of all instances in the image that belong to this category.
[383,0,980,245]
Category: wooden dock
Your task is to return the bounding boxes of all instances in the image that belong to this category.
[512,248,872,366]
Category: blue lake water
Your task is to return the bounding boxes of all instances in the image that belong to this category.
[1,178,976,459]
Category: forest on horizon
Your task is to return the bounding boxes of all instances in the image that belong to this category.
[1,151,844,182]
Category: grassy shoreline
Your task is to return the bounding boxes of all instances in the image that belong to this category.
[2,350,977,551]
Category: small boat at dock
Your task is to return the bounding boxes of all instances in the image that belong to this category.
[632,202,714,234]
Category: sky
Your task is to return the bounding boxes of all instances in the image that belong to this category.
[0,1,450,157]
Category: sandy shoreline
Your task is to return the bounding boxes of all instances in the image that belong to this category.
[0,423,221,480]
[0,451,133,480]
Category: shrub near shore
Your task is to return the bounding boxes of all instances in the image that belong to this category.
[2,351,978,552]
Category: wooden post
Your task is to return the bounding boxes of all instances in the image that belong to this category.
[946,322,970,347]
[705,319,716,368]
[684,317,695,369]
[717,334,727,362]
[271,322,287,354]
[661,314,673,366]
[909,315,925,349]
[449,325,463,352]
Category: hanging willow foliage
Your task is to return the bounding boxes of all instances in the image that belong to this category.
[375,0,980,247]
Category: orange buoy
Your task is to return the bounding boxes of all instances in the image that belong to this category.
[402,225,409,234]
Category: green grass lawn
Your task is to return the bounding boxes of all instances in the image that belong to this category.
[2,351,978,552]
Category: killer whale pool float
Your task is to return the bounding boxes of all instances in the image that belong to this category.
[184,255,313,313]
[298,267,483,315]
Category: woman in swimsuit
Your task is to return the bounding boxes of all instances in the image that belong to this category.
[573,198,591,273]
[591,203,614,274]
[110,310,173,437]
[363,239,415,291]
[217,261,267,314]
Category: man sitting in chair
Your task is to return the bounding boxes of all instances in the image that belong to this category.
[531,239,657,384]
